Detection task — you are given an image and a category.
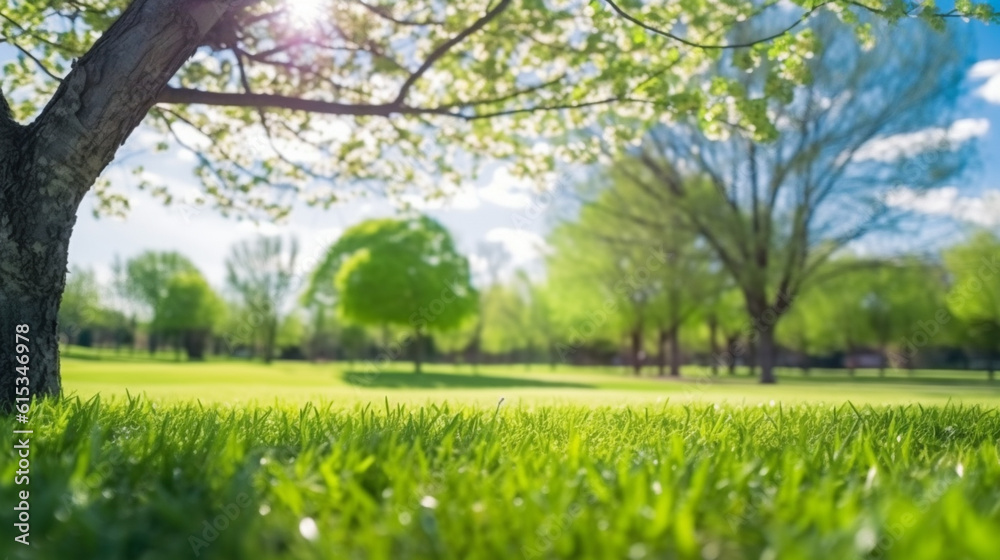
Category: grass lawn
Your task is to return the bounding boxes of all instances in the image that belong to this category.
[2,353,998,559]
[59,347,1000,407]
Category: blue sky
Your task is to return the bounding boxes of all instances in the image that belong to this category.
[60,15,1000,288]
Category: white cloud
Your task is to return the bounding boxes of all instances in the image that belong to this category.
[970,59,1000,79]
[854,118,989,162]
[467,252,491,285]
[394,166,546,212]
[477,167,538,209]
[886,186,1000,227]
[484,228,549,267]
[970,59,1000,104]
[399,188,481,211]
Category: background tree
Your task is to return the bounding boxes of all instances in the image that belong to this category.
[302,294,340,362]
[547,205,663,375]
[517,274,563,369]
[560,165,731,376]
[608,16,974,383]
[275,311,307,359]
[123,251,198,354]
[700,288,749,376]
[154,272,225,360]
[435,315,480,367]
[479,284,530,363]
[306,216,478,373]
[855,260,946,374]
[58,267,103,348]
[225,235,299,364]
[944,231,1000,380]
[776,284,825,374]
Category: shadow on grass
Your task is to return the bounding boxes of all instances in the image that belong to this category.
[343,370,595,389]
[776,373,997,388]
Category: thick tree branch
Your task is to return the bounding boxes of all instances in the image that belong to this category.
[157,85,654,121]
[158,86,416,116]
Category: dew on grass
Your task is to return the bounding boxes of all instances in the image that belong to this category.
[701,541,721,560]
[855,526,877,553]
[299,517,319,541]
[865,466,877,489]
[420,495,439,509]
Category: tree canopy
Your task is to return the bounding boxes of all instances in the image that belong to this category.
[306,215,478,372]
[4,1,994,218]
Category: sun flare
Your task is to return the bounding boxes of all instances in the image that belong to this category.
[285,0,327,30]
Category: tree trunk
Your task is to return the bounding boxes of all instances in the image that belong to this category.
[758,324,777,384]
[0,0,234,411]
[708,318,719,376]
[657,329,667,377]
[0,277,64,411]
[669,327,681,377]
[414,329,424,374]
[630,328,642,376]
[263,316,276,364]
[726,335,738,376]
[185,330,207,361]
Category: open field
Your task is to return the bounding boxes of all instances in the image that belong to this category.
[60,348,1000,407]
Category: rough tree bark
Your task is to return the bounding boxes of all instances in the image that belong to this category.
[0,0,234,411]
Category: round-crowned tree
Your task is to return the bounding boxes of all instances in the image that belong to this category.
[307,216,478,373]
[154,272,225,361]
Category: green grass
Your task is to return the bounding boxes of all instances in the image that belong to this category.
[4,354,1000,559]
[3,397,999,559]
[60,352,1000,407]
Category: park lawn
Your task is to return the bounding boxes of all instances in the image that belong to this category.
[60,351,1000,407]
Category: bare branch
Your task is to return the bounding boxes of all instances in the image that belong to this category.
[603,0,831,50]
